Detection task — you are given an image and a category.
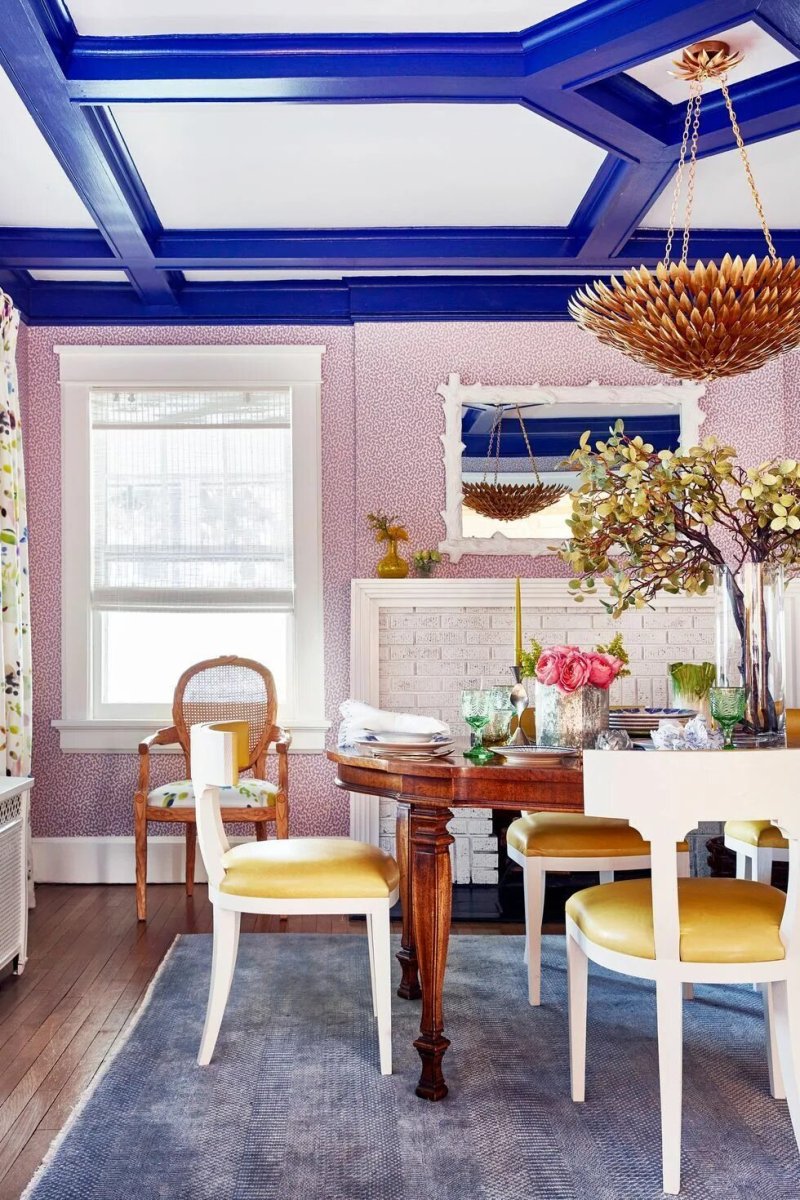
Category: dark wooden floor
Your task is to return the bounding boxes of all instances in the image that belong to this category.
[0,883,524,1199]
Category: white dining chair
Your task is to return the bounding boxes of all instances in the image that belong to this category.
[506,811,690,1005]
[566,749,800,1194]
[191,720,400,1073]
[722,709,800,886]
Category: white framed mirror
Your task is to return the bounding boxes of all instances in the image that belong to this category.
[437,374,706,562]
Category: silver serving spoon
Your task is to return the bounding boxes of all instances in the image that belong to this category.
[508,683,531,745]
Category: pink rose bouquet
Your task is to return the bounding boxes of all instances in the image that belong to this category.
[534,646,625,694]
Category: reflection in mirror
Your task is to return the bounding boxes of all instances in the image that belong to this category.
[437,374,706,561]
[460,399,682,542]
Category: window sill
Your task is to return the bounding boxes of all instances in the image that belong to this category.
[52,718,331,754]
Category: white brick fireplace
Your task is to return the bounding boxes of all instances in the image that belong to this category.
[349,578,731,883]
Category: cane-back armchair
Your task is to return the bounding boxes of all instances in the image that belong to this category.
[134,655,290,920]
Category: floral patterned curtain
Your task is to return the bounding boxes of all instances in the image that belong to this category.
[0,293,32,900]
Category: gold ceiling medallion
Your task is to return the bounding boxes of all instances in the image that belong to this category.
[461,403,570,521]
[569,41,800,381]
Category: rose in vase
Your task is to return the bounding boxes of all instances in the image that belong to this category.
[532,645,626,748]
[534,646,625,693]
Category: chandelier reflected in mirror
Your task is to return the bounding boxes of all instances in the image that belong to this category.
[569,41,800,381]
[461,403,570,521]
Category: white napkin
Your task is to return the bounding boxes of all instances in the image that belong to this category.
[338,700,450,747]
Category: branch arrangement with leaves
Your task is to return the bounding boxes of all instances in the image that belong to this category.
[558,421,800,615]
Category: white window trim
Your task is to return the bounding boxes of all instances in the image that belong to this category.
[54,344,330,754]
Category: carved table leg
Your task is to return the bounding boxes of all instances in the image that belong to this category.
[395,800,421,999]
[410,803,454,1101]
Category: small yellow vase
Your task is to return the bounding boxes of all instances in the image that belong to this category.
[377,537,409,579]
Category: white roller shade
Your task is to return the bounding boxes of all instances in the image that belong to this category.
[90,388,294,612]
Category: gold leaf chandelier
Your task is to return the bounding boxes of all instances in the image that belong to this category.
[569,40,800,381]
[461,403,570,521]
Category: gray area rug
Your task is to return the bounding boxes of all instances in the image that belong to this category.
[24,933,800,1200]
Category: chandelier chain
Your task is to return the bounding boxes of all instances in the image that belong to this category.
[664,83,697,265]
[481,405,543,487]
[513,405,542,485]
[719,76,777,261]
[682,81,703,265]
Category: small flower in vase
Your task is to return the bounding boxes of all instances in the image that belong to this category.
[366,511,409,579]
[412,549,442,578]
[521,637,628,749]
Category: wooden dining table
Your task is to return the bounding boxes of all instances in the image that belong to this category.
[328,745,584,1100]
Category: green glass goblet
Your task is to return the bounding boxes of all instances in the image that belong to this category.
[483,686,515,747]
[709,686,747,750]
[461,688,495,763]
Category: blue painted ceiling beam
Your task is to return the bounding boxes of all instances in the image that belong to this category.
[756,0,800,56]
[0,0,177,309]
[0,229,115,268]
[22,275,594,325]
[528,0,757,86]
[5,226,800,272]
[154,227,584,269]
[63,0,757,103]
[571,156,678,261]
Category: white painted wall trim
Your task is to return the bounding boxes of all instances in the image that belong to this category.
[32,834,244,885]
[56,342,327,751]
[33,833,351,885]
[51,718,330,754]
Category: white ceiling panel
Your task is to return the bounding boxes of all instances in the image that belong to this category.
[628,22,797,104]
[113,103,604,228]
[183,269,593,280]
[68,0,577,35]
[642,127,800,229]
[0,67,95,228]
[29,269,130,282]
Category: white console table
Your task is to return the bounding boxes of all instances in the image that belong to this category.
[0,776,33,976]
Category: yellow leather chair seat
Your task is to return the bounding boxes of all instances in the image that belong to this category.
[724,820,788,850]
[218,837,400,900]
[566,876,786,963]
[507,812,688,858]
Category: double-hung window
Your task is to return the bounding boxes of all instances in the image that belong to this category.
[56,345,327,752]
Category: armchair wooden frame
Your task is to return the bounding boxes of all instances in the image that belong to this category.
[134,655,290,921]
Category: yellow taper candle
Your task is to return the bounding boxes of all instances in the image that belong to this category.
[515,577,522,668]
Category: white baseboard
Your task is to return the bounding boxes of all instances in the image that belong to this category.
[32,835,244,885]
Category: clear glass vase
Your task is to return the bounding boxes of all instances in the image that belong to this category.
[715,563,786,745]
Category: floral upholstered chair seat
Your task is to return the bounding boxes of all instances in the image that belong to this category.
[148,778,279,809]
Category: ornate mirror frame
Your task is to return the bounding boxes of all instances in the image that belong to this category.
[437,373,707,563]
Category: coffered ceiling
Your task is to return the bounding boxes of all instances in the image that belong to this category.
[0,0,798,323]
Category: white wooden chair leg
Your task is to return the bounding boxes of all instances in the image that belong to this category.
[762,981,786,1100]
[366,913,378,1018]
[676,854,694,1000]
[772,976,800,1147]
[198,906,241,1066]
[566,931,588,1103]
[656,981,684,1196]
[522,859,545,1005]
[735,850,750,880]
[755,848,774,885]
[598,870,614,884]
[370,905,393,1075]
[522,867,547,967]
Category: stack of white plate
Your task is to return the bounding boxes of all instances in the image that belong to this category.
[609,707,696,738]
[354,731,454,758]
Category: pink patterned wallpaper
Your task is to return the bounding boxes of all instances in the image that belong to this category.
[18,320,793,840]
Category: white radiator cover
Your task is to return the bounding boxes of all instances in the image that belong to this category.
[0,780,32,975]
